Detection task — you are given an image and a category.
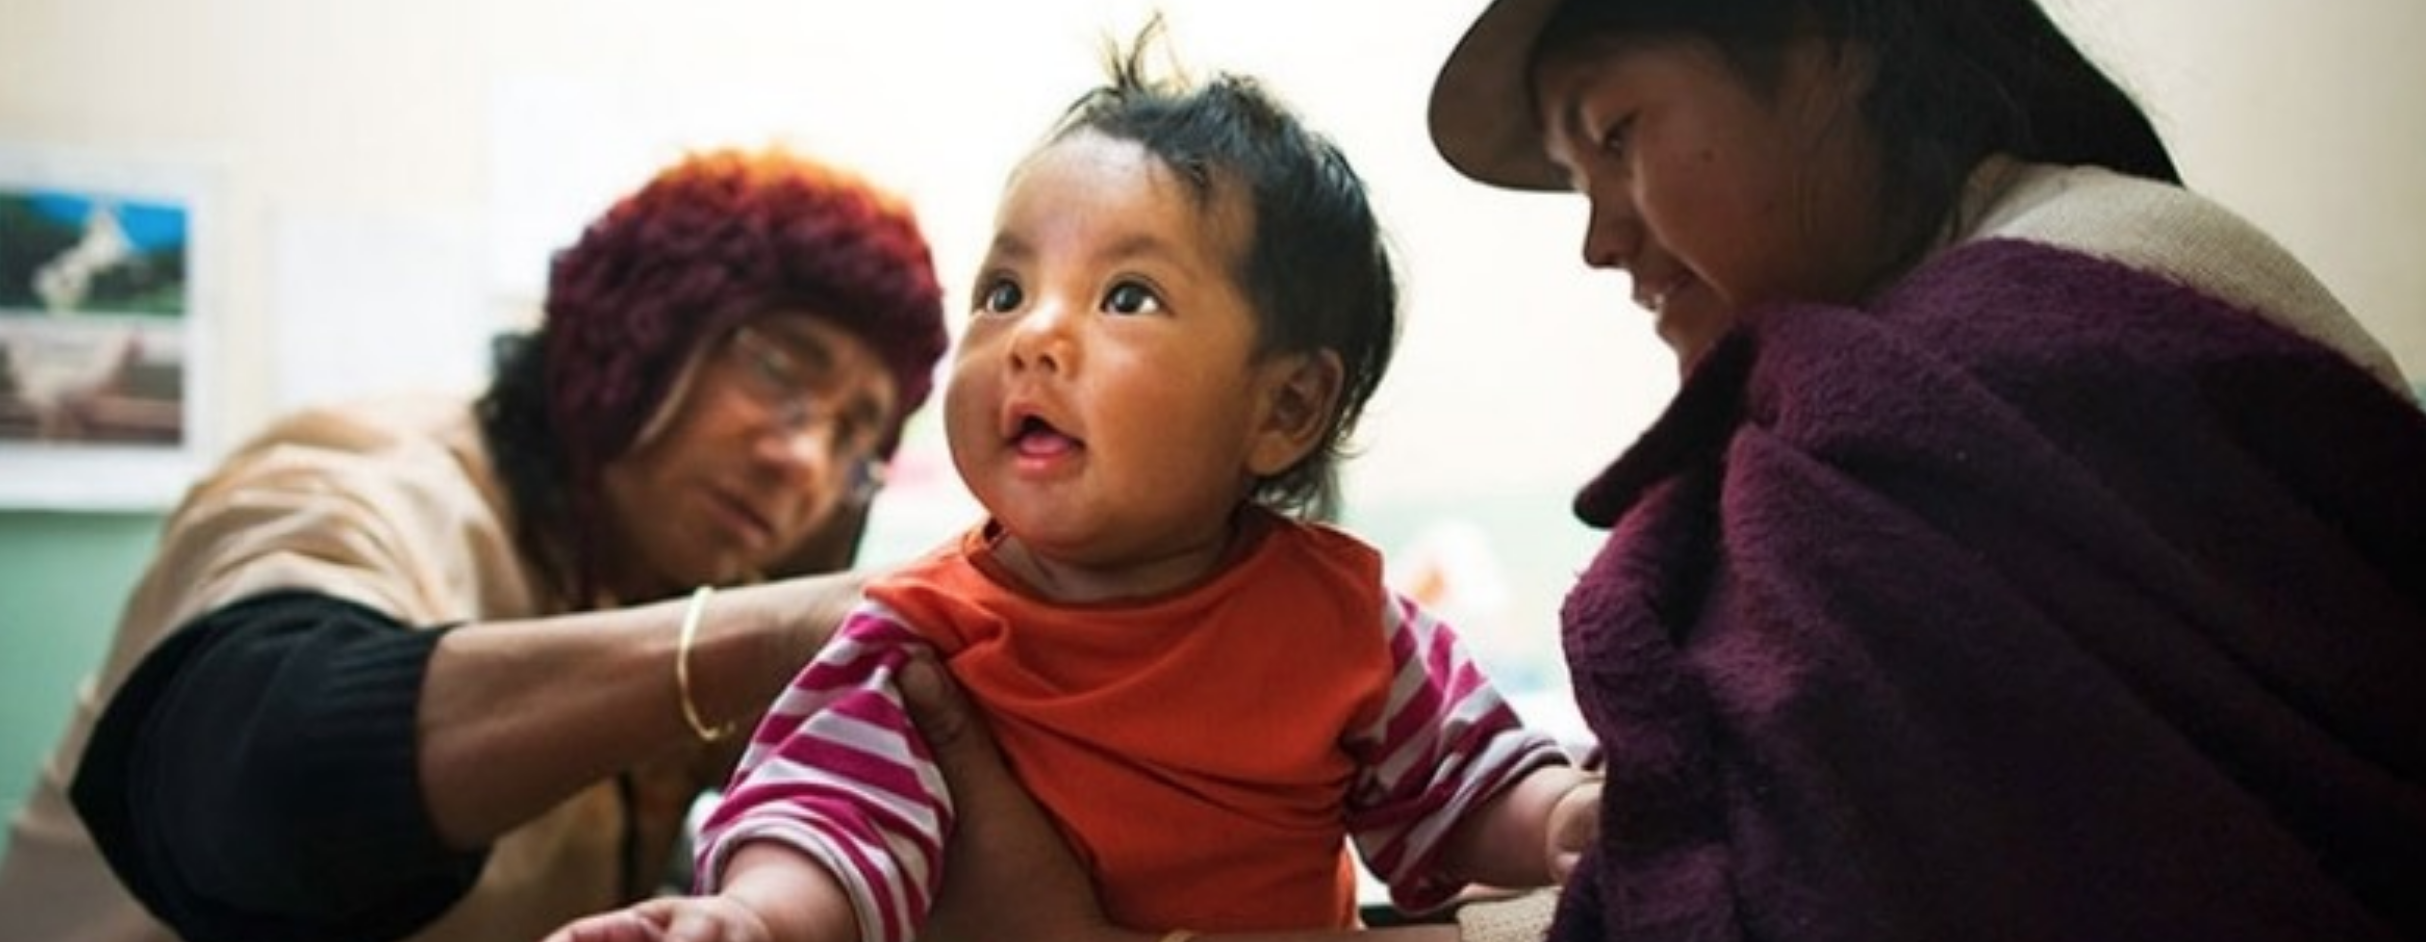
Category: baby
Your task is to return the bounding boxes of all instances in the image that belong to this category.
[548,25,1595,942]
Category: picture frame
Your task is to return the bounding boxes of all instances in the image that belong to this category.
[0,145,219,510]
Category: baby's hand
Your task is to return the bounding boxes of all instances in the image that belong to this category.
[1546,774,1602,883]
[541,896,775,942]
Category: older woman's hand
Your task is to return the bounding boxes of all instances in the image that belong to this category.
[896,648,1140,942]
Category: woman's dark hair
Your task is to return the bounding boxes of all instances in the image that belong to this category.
[478,149,948,605]
[1535,0,2180,272]
[1040,20,1400,519]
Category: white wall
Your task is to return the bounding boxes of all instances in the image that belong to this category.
[2048,0,2426,382]
[4,0,2419,728]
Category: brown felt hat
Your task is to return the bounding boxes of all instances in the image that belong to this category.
[1427,0,1573,192]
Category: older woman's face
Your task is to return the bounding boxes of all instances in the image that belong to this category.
[1533,33,1889,371]
[598,311,898,596]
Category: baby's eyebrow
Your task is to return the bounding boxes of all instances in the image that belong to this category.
[983,227,1190,271]
[981,231,1037,266]
[1100,233,1191,271]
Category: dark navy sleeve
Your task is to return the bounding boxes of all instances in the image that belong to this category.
[71,589,487,942]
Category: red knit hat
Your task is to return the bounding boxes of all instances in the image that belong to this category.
[540,148,949,483]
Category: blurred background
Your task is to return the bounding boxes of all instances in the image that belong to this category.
[3,0,2421,821]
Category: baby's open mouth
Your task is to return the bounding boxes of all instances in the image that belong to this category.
[1013,414,1079,457]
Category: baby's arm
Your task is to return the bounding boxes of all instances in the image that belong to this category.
[689,608,953,942]
[1435,763,1601,887]
[545,607,943,942]
[1347,595,1580,910]
[712,842,864,942]
[537,842,856,942]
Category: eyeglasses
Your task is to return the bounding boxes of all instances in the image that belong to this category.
[723,324,890,503]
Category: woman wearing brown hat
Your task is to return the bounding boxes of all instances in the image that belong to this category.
[890,0,2426,940]
[0,148,958,942]
[1429,0,2424,938]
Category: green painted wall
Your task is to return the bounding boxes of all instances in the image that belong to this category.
[0,511,162,821]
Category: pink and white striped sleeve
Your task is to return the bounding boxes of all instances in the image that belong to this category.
[1345,592,1569,912]
[692,602,951,942]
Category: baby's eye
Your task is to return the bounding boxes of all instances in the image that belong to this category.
[974,277,1024,315]
[1102,281,1161,316]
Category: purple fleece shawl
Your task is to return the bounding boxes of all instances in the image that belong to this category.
[1550,238,2426,941]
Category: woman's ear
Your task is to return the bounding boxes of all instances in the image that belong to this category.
[1246,349,1344,477]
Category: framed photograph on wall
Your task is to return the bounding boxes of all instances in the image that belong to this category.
[0,146,218,510]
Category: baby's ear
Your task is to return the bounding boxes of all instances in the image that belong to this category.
[1246,349,1344,477]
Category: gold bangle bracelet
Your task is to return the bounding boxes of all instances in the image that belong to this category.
[676,585,734,744]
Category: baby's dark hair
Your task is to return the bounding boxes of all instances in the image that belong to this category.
[1047,20,1399,519]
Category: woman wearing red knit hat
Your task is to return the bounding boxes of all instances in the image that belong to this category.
[1,148,953,942]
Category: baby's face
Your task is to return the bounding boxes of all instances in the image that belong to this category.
[944,130,1292,601]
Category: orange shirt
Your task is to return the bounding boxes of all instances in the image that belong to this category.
[868,511,1397,931]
